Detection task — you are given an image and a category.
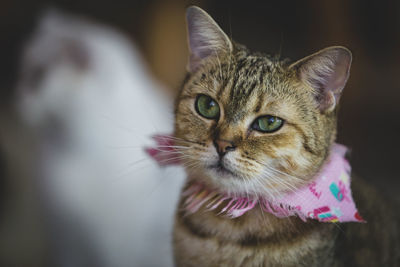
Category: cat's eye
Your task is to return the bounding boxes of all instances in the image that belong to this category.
[195,94,220,120]
[252,115,284,133]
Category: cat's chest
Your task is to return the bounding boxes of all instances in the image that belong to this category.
[173,200,338,267]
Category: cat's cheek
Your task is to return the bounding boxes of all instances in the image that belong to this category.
[203,154,219,167]
[194,145,218,168]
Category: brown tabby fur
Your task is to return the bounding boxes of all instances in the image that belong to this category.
[173,6,400,266]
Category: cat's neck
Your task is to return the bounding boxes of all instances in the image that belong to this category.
[177,178,333,246]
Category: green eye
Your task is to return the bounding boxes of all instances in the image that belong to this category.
[252,115,284,133]
[195,94,220,119]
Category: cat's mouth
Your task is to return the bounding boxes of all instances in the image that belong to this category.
[208,161,238,178]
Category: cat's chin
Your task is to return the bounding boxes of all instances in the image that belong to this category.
[187,162,277,197]
[207,163,239,179]
[196,167,260,197]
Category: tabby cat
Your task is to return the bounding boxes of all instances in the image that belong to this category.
[172,6,399,266]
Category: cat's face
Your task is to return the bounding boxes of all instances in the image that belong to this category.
[174,7,351,198]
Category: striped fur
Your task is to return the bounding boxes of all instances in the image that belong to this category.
[172,6,400,266]
[175,42,336,196]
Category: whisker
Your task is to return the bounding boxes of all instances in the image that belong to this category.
[154,135,205,146]
[259,169,309,204]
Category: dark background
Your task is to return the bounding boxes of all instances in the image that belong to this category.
[0,0,399,265]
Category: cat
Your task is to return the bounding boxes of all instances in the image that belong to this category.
[16,10,184,267]
[170,6,400,266]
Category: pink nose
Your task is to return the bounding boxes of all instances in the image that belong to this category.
[213,139,236,156]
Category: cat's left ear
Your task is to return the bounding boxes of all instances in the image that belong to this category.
[186,6,233,72]
[289,46,352,112]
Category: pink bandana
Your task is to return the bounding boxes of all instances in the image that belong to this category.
[146,135,364,223]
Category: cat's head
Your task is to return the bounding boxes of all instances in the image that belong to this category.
[174,6,351,198]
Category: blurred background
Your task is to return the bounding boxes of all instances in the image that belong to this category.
[0,0,399,266]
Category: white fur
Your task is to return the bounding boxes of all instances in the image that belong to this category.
[17,10,184,267]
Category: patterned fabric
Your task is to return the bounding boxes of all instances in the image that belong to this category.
[146,135,364,223]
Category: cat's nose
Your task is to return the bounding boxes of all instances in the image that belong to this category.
[213,139,236,157]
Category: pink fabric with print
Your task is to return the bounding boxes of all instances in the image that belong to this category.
[146,135,364,223]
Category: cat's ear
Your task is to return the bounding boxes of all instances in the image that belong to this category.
[289,46,352,112]
[186,6,233,72]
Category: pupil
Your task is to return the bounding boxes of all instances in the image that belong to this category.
[268,117,275,124]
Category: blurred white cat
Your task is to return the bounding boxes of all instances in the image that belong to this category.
[17,10,184,267]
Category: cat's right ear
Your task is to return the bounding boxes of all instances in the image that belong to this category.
[186,6,232,72]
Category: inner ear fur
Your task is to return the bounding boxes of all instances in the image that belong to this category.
[185,6,233,73]
[289,46,352,112]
